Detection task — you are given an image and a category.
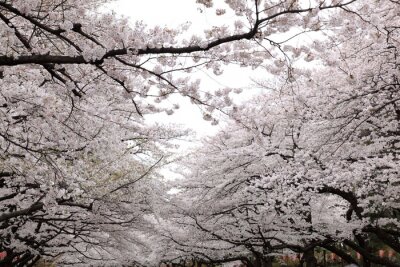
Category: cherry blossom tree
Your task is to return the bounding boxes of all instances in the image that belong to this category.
[0,0,390,266]
[168,1,400,267]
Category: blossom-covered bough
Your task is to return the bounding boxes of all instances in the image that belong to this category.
[161,1,400,267]
[0,0,397,266]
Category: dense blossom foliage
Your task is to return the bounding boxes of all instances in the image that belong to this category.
[0,0,398,266]
[163,1,400,267]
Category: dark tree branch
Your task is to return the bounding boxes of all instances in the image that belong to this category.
[0,1,356,67]
[0,202,44,222]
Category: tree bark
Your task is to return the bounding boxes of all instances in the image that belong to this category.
[304,249,317,267]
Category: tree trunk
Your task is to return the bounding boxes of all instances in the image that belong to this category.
[304,249,317,267]
[263,256,273,267]
[362,256,371,267]
[355,234,371,267]
[253,255,273,267]
[253,254,262,267]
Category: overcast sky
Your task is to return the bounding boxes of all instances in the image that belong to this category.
[107,0,229,30]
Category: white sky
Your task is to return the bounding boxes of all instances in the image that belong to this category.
[106,0,232,31]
